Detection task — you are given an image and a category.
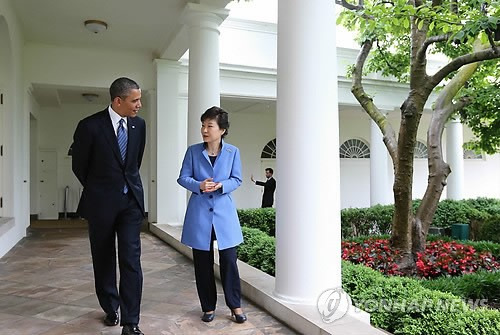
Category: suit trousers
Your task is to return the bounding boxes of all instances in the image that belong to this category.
[192,228,242,312]
[87,191,143,325]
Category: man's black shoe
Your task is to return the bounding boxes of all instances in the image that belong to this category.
[103,312,119,326]
[122,324,144,335]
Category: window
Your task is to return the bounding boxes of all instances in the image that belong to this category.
[261,138,276,158]
[414,141,428,159]
[339,139,370,158]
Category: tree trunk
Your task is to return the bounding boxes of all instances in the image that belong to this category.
[412,45,483,254]
[391,92,425,269]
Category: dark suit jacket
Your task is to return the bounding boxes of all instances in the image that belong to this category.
[256,177,276,208]
[72,109,146,219]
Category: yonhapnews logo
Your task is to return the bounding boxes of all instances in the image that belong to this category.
[317,287,351,323]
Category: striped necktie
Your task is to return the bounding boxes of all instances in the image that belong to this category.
[117,119,128,193]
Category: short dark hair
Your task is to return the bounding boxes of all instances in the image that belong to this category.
[109,77,140,101]
[201,106,229,138]
[265,168,273,174]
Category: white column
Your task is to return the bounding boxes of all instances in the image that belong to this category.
[370,118,392,205]
[446,118,464,200]
[275,0,340,304]
[183,3,228,145]
[151,59,187,226]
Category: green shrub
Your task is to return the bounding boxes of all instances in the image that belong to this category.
[341,205,393,237]
[478,214,500,243]
[419,270,500,301]
[237,208,276,236]
[238,227,275,275]
[464,198,500,215]
[238,232,500,334]
[432,199,476,227]
[342,261,500,335]
[238,198,499,241]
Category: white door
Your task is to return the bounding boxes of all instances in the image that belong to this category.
[39,150,58,219]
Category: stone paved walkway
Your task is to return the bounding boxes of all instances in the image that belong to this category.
[0,227,297,334]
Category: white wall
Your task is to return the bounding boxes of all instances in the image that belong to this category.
[228,109,276,209]
[0,0,28,258]
[24,43,155,91]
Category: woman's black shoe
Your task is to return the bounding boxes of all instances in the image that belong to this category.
[201,312,215,322]
[231,310,247,323]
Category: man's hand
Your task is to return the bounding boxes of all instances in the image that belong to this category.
[250,174,255,182]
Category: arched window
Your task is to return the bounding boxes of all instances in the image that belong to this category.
[261,138,276,158]
[414,141,428,159]
[463,149,483,159]
[339,139,370,158]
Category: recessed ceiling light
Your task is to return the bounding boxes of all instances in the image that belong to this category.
[82,93,99,102]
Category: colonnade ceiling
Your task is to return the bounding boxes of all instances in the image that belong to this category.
[30,84,111,108]
[11,0,190,55]
[12,0,229,109]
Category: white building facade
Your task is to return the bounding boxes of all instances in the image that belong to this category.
[1,0,499,259]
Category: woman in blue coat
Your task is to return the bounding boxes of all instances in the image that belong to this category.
[178,106,247,323]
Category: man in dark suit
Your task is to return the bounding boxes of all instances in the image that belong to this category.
[251,168,276,208]
[72,77,146,335]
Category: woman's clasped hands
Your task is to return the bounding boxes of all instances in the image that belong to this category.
[201,178,222,193]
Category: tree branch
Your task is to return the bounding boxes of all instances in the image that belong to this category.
[376,40,401,73]
[486,30,499,52]
[428,47,500,91]
[416,33,452,65]
[335,0,364,11]
[351,40,399,161]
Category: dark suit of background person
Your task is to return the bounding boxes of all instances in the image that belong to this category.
[72,77,146,335]
[177,106,247,323]
[252,169,276,208]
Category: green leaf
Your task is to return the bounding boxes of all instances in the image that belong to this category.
[418,19,424,30]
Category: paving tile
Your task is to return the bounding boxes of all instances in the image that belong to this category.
[0,227,298,334]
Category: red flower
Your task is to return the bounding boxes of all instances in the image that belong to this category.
[341,238,500,279]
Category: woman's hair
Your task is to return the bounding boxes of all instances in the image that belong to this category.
[201,106,229,138]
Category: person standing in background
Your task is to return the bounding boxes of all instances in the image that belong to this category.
[251,168,276,208]
[72,77,146,335]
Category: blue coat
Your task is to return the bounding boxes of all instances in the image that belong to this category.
[177,141,243,251]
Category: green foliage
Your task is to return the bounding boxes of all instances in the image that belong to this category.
[478,214,500,243]
[337,0,500,153]
[464,197,500,215]
[419,270,500,301]
[237,198,499,242]
[459,63,500,154]
[342,261,500,335]
[237,208,276,236]
[238,227,275,275]
[432,199,482,227]
[341,205,393,237]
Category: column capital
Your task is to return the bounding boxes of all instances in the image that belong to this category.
[446,117,462,126]
[182,3,229,29]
